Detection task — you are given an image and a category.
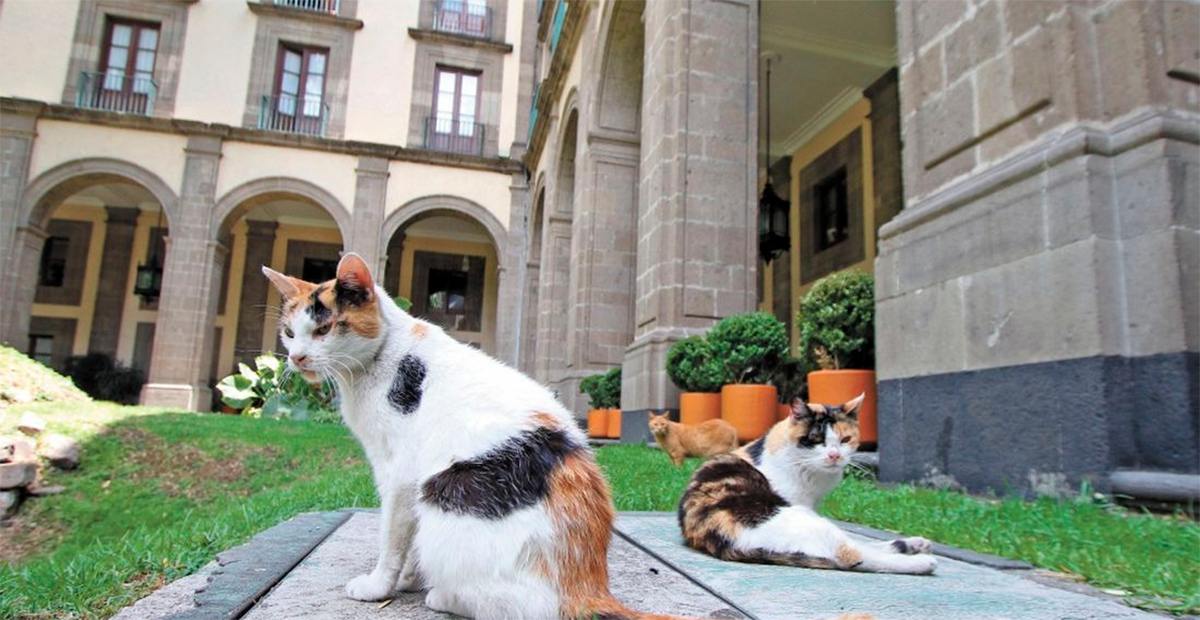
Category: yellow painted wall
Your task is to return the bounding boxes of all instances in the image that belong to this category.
[29,203,106,356]
[0,0,79,102]
[27,121,188,197]
[216,142,359,220]
[385,162,512,229]
[397,235,499,353]
[259,224,345,356]
[783,97,875,352]
[174,1,257,125]
[343,0,420,146]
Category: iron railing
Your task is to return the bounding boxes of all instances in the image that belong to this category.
[432,0,493,39]
[424,116,485,156]
[276,0,339,15]
[258,94,329,137]
[76,70,157,116]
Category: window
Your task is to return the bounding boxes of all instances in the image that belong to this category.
[302,258,338,283]
[427,269,468,315]
[90,18,159,113]
[263,44,329,136]
[814,168,849,251]
[39,237,69,287]
[412,251,483,332]
[427,66,482,155]
[28,335,54,367]
[434,0,490,38]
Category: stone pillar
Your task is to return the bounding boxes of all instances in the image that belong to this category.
[88,206,140,356]
[0,101,40,348]
[141,134,225,411]
[7,225,48,352]
[620,0,759,444]
[233,220,277,367]
[876,0,1199,494]
[536,212,575,401]
[350,156,388,272]
[495,171,528,367]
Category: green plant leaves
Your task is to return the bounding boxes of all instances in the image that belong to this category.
[580,367,622,409]
[797,270,874,370]
[216,354,338,423]
[666,336,724,393]
[706,312,789,384]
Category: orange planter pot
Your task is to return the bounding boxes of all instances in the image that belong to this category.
[776,402,791,422]
[720,384,778,443]
[680,392,722,426]
[586,409,609,438]
[807,369,877,446]
[604,408,622,439]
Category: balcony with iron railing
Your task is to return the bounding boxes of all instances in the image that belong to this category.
[275,0,340,15]
[424,116,485,156]
[75,71,157,116]
[431,0,493,40]
[258,94,330,137]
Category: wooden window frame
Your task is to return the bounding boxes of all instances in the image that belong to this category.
[430,65,482,152]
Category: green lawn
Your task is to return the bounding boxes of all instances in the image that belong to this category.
[2,406,1196,618]
[596,444,1200,615]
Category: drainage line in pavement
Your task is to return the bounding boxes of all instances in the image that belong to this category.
[612,527,762,620]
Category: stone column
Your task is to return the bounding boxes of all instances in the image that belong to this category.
[876,0,1199,494]
[620,0,759,444]
[536,213,575,401]
[7,225,48,352]
[495,170,529,367]
[350,156,388,272]
[0,101,40,348]
[233,220,277,367]
[141,133,225,411]
[87,206,140,356]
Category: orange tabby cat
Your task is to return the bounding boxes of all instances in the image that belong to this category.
[648,412,739,466]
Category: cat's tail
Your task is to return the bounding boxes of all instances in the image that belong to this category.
[719,547,841,569]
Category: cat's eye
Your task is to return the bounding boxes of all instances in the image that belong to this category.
[840,436,852,444]
[284,327,294,338]
[314,324,332,337]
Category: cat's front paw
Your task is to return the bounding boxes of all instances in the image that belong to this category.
[891,536,933,555]
[906,554,938,575]
[345,572,395,601]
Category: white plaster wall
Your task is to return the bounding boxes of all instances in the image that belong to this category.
[216,142,359,216]
[343,0,420,145]
[174,1,257,125]
[385,162,511,228]
[27,121,187,196]
[497,0,525,156]
[0,0,80,102]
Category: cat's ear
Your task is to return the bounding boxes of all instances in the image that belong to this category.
[841,393,866,419]
[790,398,816,421]
[262,266,304,299]
[335,252,375,305]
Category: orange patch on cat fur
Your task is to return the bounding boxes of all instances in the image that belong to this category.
[544,451,616,618]
[314,280,381,339]
[833,421,860,449]
[835,542,864,568]
[410,322,429,339]
[530,412,559,429]
[764,420,791,454]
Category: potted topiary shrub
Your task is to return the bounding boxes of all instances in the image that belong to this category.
[771,355,807,422]
[707,312,789,442]
[580,367,622,439]
[666,335,724,425]
[798,270,877,448]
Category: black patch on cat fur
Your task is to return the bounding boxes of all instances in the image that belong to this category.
[388,355,426,414]
[891,539,909,554]
[307,286,332,324]
[421,427,581,520]
[335,277,371,307]
[744,438,765,465]
[682,456,787,528]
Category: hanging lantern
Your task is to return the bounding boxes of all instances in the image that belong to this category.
[134,207,165,303]
[758,52,790,264]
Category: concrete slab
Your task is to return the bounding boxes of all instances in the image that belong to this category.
[615,513,1159,620]
[242,512,744,620]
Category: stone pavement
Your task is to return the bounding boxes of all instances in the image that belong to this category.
[113,510,1165,620]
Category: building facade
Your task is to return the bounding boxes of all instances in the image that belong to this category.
[1,0,1196,496]
[0,0,536,410]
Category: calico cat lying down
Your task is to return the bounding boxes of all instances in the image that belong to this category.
[264,254,872,620]
[678,395,938,575]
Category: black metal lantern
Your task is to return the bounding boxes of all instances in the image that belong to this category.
[757,52,790,264]
[133,208,164,303]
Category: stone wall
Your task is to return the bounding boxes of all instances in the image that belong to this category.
[877,0,1199,494]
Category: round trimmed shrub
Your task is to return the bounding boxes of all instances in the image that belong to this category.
[706,312,789,385]
[666,336,723,393]
[797,270,875,370]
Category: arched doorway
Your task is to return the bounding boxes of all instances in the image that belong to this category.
[212,179,350,390]
[382,196,505,355]
[9,159,179,401]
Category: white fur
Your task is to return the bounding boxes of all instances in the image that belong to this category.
[739,419,938,575]
[277,284,584,620]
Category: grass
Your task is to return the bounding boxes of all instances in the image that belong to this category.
[0,402,375,620]
[595,444,1200,615]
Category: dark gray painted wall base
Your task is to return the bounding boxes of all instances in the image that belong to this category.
[878,352,1199,496]
[617,408,679,445]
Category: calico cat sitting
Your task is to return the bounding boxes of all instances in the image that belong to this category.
[264,254,871,620]
[678,394,937,575]
[648,412,738,466]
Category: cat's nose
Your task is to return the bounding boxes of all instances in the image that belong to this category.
[290,354,308,367]
[827,449,841,460]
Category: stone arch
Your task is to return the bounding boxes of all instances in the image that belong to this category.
[381,195,507,258]
[21,158,180,229]
[212,177,352,241]
[590,0,645,136]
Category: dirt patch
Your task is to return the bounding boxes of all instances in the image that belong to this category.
[115,427,279,501]
[0,512,67,567]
